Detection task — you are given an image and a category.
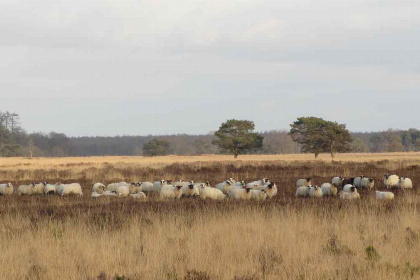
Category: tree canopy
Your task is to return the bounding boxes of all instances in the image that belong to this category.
[142,139,171,156]
[289,117,352,158]
[213,119,264,158]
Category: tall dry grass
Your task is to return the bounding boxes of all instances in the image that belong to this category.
[0,154,419,279]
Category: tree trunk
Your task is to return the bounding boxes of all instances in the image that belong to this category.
[234,153,238,159]
[315,153,319,158]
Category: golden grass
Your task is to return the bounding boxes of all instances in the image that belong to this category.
[0,153,419,279]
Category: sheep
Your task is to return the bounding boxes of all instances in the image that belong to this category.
[296,178,312,188]
[116,185,131,197]
[0,183,14,195]
[159,185,183,199]
[106,182,128,192]
[353,176,365,188]
[234,180,246,187]
[128,183,143,194]
[376,191,395,200]
[262,183,277,199]
[250,189,267,201]
[16,183,35,195]
[246,178,270,188]
[343,184,358,193]
[228,187,252,200]
[215,180,234,194]
[321,183,338,196]
[339,187,360,200]
[296,186,311,197]
[331,176,345,187]
[383,174,399,188]
[102,190,118,197]
[139,182,154,192]
[44,183,57,195]
[309,186,323,198]
[198,184,226,200]
[129,192,147,200]
[181,183,200,197]
[29,182,45,195]
[153,179,173,192]
[56,183,83,196]
[91,192,103,198]
[398,177,413,189]
[342,178,355,186]
[92,183,106,194]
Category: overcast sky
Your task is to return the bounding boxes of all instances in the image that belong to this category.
[1,0,419,136]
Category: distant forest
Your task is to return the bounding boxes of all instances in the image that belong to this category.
[1,111,419,157]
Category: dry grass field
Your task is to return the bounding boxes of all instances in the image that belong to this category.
[0,153,419,280]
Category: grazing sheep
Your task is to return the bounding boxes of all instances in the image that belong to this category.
[56,183,83,196]
[181,183,200,197]
[262,183,278,199]
[296,186,311,197]
[215,180,234,194]
[106,182,128,192]
[139,182,154,192]
[250,189,267,201]
[343,184,358,193]
[44,183,57,195]
[361,177,375,189]
[198,184,226,200]
[159,185,183,199]
[92,183,106,194]
[332,176,345,187]
[309,186,323,198]
[0,183,14,195]
[342,178,355,186]
[16,183,35,196]
[228,187,252,200]
[296,178,312,188]
[129,192,147,200]
[321,183,338,196]
[398,177,413,189]
[339,187,360,200]
[353,176,365,188]
[383,174,399,188]
[376,191,395,200]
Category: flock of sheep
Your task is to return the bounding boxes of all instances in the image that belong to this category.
[0,174,413,201]
[295,174,413,200]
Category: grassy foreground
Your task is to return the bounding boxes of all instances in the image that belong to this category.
[0,153,419,279]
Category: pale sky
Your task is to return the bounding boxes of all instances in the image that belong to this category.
[1,0,419,136]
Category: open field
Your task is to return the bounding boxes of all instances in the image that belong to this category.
[0,153,419,279]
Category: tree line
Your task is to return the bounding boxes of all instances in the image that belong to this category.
[0,110,419,157]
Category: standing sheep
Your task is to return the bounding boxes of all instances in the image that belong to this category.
[296,178,312,188]
[296,186,311,197]
[215,180,234,194]
[139,182,154,192]
[198,184,226,200]
[16,183,35,196]
[321,183,338,196]
[331,177,345,187]
[339,187,360,200]
[343,184,358,193]
[383,174,399,188]
[309,186,323,198]
[0,183,14,196]
[376,191,395,200]
[56,183,83,196]
[262,183,278,199]
[181,183,200,197]
[250,189,267,201]
[153,180,173,192]
[159,185,183,199]
[398,177,413,189]
[228,187,252,200]
[246,178,270,188]
[360,177,375,189]
[342,178,355,186]
[44,183,57,195]
[92,183,106,194]
[353,176,365,188]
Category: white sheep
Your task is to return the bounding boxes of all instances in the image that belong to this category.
[383,174,399,188]
[398,177,413,189]
[353,176,365,188]
[139,182,154,192]
[153,180,173,192]
[261,183,277,199]
[159,185,183,199]
[215,180,234,194]
[331,176,345,186]
[246,178,270,188]
[129,192,147,200]
[309,186,323,198]
[198,184,226,200]
[339,187,360,200]
[295,186,311,197]
[16,183,35,195]
[44,183,57,195]
[56,183,83,196]
[296,178,312,188]
[360,177,375,189]
[375,191,395,200]
[321,183,338,196]
[92,183,106,194]
[343,184,358,193]
[181,183,200,197]
[116,185,130,197]
[106,182,128,192]
[234,180,246,187]
[250,189,267,201]
[102,190,118,197]
[91,192,103,198]
[228,187,252,200]
[0,183,14,195]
